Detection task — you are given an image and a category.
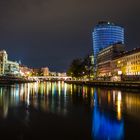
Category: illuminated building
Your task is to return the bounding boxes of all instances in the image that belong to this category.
[112,48,140,76]
[19,65,33,77]
[0,50,7,74]
[41,67,49,76]
[5,60,20,75]
[49,72,57,76]
[32,68,41,76]
[57,72,67,77]
[97,44,124,77]
[0,50,20,76]
[92,21,124,67]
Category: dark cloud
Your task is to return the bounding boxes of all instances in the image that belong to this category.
[0,0,140,71]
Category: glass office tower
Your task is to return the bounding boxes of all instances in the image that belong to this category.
[92,21,124,64]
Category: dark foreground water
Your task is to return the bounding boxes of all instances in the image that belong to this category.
[0,81,140,140]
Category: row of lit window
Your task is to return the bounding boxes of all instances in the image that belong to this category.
[127,66,139,70]
[126,72,140,75]
[124,55,140,61]
[93,32,124,36]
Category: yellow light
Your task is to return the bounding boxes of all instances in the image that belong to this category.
[117,91,122,120]
[118,61,121,64]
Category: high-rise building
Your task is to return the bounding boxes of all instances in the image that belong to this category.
[92,21,124,65]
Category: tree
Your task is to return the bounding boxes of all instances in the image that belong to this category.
[67,54,94,80]
[67,58,84,78]
[82,55,94,79]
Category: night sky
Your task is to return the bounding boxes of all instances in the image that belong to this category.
[0,0,140,72]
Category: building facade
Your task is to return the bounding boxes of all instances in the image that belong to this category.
[92,21,124,65]
[5,61,19,75]
[0,50,8,75]
[112,48,140,76]
[19,65,33,77]
[0,50,20,76]
[41,67,49,76]
[97,44,124,77]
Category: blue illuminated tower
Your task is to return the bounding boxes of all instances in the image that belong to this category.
[92,21,124,65]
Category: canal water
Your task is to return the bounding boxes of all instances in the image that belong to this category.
[0,81,140,140]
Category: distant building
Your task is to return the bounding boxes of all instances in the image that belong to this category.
[32,68,41,76]
[97,44,125,77]
[19,65,33,77]
[5,60,19,75]
[57,72,67,77]
[0,50,20,76]
[49,72,57,76]
[41,67,49,76]
[92,21,124,72]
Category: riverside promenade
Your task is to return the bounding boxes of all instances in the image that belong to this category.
[65,80,140,89]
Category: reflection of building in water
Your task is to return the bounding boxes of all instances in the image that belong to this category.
[22,82,71,116]
[92,90,124,140]
[112,90,140,119]
[99,88,123,121]
[117,91,122,120]
[124,93,140,118]
[0,87,10,118]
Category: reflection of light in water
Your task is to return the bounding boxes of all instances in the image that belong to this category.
[10,84,20,106]
[118,91,122,101]
[0,87,9,118]
[58,81,61,96]
[3,89,9,118]
[70,84,73,95]
[108,91,111,104]
[74,85,76,92]
[46,82,51,95]
[124,93,140,118]
[0,88,3,106]
[44,82,46,93]
[50,82,56,113]
[91,88,94,96]
[117,91,122,120]
[63,83,67,114]
[113,90,116,104]
[34,82,39,93]
[40,82,44,94]
[19,84,24,96]
[82,86,88,98]
[15,84,19,103]
[52,83,55,96]
[57,81,61,113]
[27,84,30,106]
[64,83,67,96]
[82,86,85,98]
[92,89,124,140]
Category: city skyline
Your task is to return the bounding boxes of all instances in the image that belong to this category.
[0,0,140,71]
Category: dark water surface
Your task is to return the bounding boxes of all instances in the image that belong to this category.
[0,81,140,140]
